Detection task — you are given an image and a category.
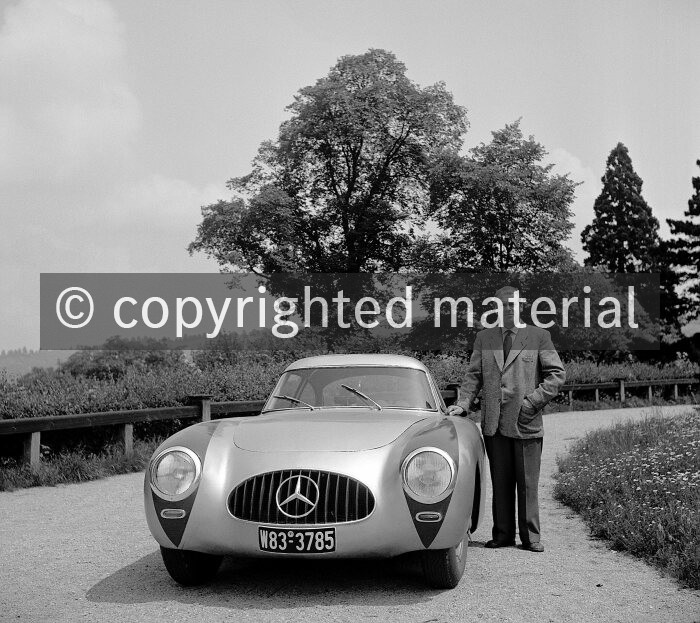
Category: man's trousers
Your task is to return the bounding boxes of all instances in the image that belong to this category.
[484,431,543,545]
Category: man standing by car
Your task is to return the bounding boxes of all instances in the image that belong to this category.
[446,286,565,552]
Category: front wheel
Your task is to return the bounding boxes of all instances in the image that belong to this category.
[160,546,223,586]
[421,535,467,589]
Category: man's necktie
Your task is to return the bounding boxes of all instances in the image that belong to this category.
[503,330,513,360]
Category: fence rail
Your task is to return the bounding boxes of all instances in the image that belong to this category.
[560,377,698,405]
[1,378,697,469]
[0,396,265,469]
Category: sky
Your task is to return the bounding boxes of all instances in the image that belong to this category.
[0,0,698,350]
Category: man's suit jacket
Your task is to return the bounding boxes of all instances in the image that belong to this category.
[456,325,565,439]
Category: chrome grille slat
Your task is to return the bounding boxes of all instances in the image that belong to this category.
[324,472,331,522]
[353,478,360,516]
[312,470,319,525]
[257,474,266,521]
[241,478,248,518]
[334,473,340,522]
[229,469,374,524]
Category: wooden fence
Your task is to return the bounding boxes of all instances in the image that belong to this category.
[1,378,697,469]
[561,377,698,405]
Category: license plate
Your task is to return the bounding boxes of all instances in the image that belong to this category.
[258,527,336,553]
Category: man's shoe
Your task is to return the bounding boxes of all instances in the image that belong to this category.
[522,542,544,552]
[485,539,515,548]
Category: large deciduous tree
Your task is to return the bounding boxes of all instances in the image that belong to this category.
[582,143,660,272]
[425,120,577,272]
[665,159,700,321]
[189,49,467,274]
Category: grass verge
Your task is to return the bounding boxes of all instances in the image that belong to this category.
[553,410,700,589]
[0,439,160,492]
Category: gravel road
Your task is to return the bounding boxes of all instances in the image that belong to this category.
[1,405,698,623]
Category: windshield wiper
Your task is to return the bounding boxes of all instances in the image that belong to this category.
[272,395,315,410]
[340,384,383,411]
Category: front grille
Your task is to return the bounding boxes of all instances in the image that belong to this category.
[228,469,375,524]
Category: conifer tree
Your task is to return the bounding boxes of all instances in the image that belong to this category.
[666,160,700,321]
[582,143,660,272]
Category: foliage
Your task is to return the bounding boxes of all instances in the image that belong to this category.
[580,143,688,334]
[189,49,467,274]
[1,353,696,421]
[0,439,159,492]
[0,355,289,420]
[563,356,699,383]
[666,159,700,322]
[582,143,660,272]
[653,243,689,336]
[426,120,578,271]
[60,338,184,381]
[554,412,700,588]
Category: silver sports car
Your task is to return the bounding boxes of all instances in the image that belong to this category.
[144,354,486,589]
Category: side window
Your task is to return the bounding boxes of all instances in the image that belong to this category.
[421,372,444,411]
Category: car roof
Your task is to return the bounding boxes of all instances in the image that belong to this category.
[284,354,428,372]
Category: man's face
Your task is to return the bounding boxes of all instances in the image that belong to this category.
[496,292,523,329]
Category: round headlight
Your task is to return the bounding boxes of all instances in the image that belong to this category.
[150,447,201,500]
[402,448,455,501]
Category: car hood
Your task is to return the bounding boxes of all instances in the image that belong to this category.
[232,409,433,452]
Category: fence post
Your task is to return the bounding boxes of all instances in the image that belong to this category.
[122,424,134,457]
[187,394,213,422]
[648,385,652,401]
[23,431,41,470]
[618,379,626,404]
[674,384,679,400]
[568,390,573,406]
[595,388,599,403]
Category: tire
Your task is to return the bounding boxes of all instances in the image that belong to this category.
[160,546,223,586]
[421,535,467,589]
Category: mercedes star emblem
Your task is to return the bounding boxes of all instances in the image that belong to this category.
[276,475,320,518]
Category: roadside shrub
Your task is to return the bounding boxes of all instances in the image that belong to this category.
[564,357,699,383]
[1,353,697,421]
[0,438,160,492]
[554,411,700,589]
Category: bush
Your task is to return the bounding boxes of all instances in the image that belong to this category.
[553,411,700,589]
[0,438,160,492]
[0,357,289,420]
[1,353,697,421]
[563,357,699,383]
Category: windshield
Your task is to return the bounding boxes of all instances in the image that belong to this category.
[263,366,437,412]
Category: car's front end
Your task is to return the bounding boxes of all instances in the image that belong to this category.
[146,412,480,555]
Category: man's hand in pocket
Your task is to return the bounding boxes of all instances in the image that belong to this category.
[519,400,537,422]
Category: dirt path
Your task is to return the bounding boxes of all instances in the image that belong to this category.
[1,405,698,623]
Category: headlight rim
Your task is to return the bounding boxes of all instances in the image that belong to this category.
[401,446,457,503]
[149,445,202,501]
